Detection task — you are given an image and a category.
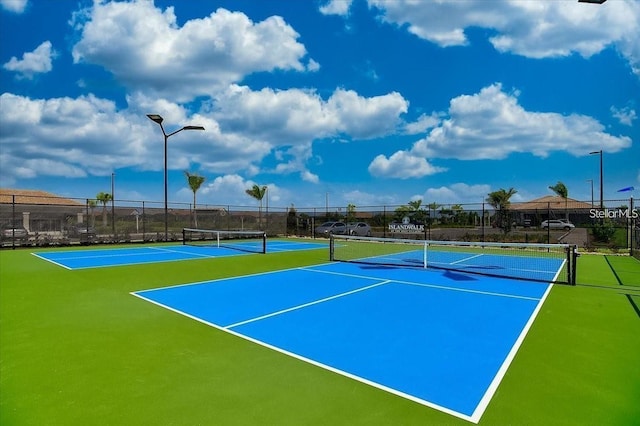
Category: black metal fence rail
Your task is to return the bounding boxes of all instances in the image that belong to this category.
[1,194,637,255]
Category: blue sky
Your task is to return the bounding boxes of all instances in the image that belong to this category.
[1,0,638,210]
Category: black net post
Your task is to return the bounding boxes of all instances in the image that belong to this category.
[329,234,335,261]
[568,244,578,286]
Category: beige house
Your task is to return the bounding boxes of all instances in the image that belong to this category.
[0,189,85,233]
[511,195,595,226]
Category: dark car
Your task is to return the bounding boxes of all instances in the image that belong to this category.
[66,225,97,242]
[1,225,29,242]
[314,221,347,236]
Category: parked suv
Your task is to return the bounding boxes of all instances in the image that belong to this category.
[541,219,575,230]
[314,221,347,236]
[66,225,97,242]
[347,222,371,236]
[1,225,28,242]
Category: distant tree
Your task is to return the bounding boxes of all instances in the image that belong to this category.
[96,192,112,227]
[245,184,268,229]
[549,181,569,219]
[486,188,517,233]
[394,199,429,223]
[287,204,298,233]
[427,202,440,226]
[184,171,206,227]
[88,199,97,227]
[452,204,464,225]
[408,200,422,211]
[346,203,356,223]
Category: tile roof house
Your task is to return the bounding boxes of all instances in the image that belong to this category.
[511,195,594,211]
[0,189,83,205]
[1,189,85,233]
[510,195,595,226]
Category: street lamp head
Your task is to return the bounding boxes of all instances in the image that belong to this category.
[589,150,601,155]
[183,125,205,131]
[146,114,164,124]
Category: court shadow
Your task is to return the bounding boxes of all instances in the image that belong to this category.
[442,270,477,281]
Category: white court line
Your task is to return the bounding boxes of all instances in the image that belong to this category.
[149,246,220,259]
[450,254,483,264]
[428,260,559,276]
[30,252,72,270]
[224,280,391,329]
[300,266,542,301]
[470,282,554,423]
[130,287,478,423]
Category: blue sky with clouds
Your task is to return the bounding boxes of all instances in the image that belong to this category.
[1,0,638,210]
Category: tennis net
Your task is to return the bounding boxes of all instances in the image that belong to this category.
[182,228,267,254]
[330,234,578,285]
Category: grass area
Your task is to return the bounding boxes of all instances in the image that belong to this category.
[1,240,639,425]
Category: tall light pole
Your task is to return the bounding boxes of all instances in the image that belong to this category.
[586,179,594,207]
[111,172,116,240]
[589,150,603,209]
[146,114,205,241]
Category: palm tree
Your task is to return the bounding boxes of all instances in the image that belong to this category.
[184,171,206,227]
[87,199,97,227]
[96,192,112,227]
[486,188,517,233]
[245,184,268,230]
[549,181,569,220]
[451,204,464,224]
[346,203,356,223]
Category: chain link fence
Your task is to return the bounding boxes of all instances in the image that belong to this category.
[1,193,637,256]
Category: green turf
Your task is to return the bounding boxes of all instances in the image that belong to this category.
[1,240,639,425]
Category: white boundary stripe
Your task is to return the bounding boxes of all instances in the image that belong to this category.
[129,287,477,424]
[428,260,560,276]
[224,280,390,329]
[30,252,73,270]
[30,245,251,270]
[450,253,483,264]
[149,246,220,259]
[131,262,555,423]
[300,267,542,301]
[469,283,554,423]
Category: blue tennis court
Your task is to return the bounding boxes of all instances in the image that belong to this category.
[32,240,328,269]
[132,261,554,423]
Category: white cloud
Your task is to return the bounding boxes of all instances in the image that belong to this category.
[417,83,631,160]
[71,2,314,102]
[0,93,166,180]
[306,58,321,72]
[368,83,632,179]
[368,151,447,179]
[3,41,56,78]
[320,0,353,16]
[211,84,409,180]
[423,183,491,205]
[610,105,637,126]
[404,113,440,135]
[190,174,285,206]
[0,0,27,13]
[0,83,409,187]
[367,0,640,76]
[327,89,408,139]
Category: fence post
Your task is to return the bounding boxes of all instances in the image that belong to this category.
[481,202,485,243]
[631,197,635,256]
[11,195,16,249]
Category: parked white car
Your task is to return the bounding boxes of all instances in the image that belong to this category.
[314,221,347,236]
[541,219,575,230]
[347,222,371,236]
